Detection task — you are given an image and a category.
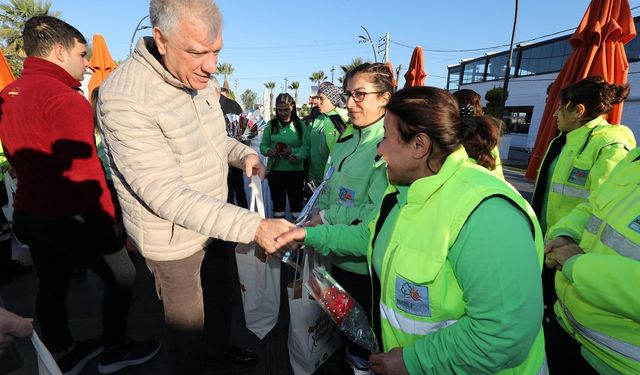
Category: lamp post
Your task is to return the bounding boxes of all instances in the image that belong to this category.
[129,15,152,55]
[497,0,519,127]
[358,26,378,63]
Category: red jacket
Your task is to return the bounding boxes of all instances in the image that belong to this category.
[0,57,115,220]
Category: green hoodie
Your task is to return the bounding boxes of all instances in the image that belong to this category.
[293,108,348,184]
[260,119,305,172]
[317,116,388,275]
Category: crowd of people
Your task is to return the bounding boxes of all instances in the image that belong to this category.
[0,0,638,374]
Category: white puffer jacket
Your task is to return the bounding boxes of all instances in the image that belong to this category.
[97,37,261,261]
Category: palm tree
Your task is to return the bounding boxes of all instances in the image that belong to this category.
[309,71,327,92]
[216,62,234,90]
[0,0,60,76]
[240,89,258,110]
[264,81,276,117]
[288,81,300,103]
[338,57,365,84]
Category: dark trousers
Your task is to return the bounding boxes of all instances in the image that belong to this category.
[332,266,382,359]
[544,313,598,374]
[0,181,12,267]
[201,239,235,356]
[267,170,304,217]
[13,211,133,353]
[227,167,248,209]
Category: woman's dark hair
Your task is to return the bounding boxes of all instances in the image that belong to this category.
[343,62,394,95]
[386,86,500,171]
[453,89,483,116]
[272,93,303,140]
[560,76,631,121]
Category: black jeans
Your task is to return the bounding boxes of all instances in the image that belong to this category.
[227,167,248,209]
[13,211,134,353]
[544,313,598,374]
[267,170,304,217]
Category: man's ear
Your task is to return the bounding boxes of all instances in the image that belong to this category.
[414,133,431,159]
[153,27,168,55]
[52,44,66,63]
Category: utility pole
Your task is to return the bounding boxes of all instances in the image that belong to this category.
[384,32,390,63]
[498,0,519,127]
[234,79,238,96]
[284,77,288,93]
[330,66,335,83]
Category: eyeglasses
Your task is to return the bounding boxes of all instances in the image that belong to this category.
[341,90,383,103]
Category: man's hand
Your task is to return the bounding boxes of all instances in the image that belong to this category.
[254,218,296,254]
[370,348,410,375]
[244,153,266,179]
[544,236,577,254]
[274,227,307,250]
[0,308,33,354]
[545,243,584,270]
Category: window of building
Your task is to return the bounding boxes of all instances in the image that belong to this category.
[462,59,486,84]
[486,52,518,81]
[447,65,461,91]
[518,38,572,76]
[625,19,640,62]
[504,106,534,134]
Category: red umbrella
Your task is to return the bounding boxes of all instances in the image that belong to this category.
[0,48,15,91]
[525,0,636,180]
[403,46,427,88]
[88,34,117,98]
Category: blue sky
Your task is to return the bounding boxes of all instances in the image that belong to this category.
[50,0,640,103]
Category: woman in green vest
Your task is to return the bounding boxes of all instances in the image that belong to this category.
[260,93,305,219]
[275,87,547,374]
[545,148,640,375]
[304,63,393,373]
[291,83,348,186]
[529,77,635,372]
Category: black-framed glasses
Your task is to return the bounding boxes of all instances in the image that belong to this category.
[341,90,383,103]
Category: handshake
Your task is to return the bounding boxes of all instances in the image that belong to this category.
[252,211,322,258]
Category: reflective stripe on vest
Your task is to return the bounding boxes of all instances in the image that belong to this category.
[551,183,590,199]
[564,305,640,362]
[585,215,640,261]
[380,302,457,335]
[539,356,549,375]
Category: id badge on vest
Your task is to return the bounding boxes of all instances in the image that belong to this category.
[395,276,431,317]
[629,215,640,234]
[338,186,356,207]
[567,166,589,186]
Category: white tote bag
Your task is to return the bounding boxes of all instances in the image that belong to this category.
[236,176,281,339]
[31,331,63,375]
[288,249,342,374]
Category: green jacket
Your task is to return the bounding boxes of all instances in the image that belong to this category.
[318,116,388,275]
[532,117,635,231]
[547,148,640,375]
[293,108,347,184]
[259,119,305,172]
[0,142,8,181]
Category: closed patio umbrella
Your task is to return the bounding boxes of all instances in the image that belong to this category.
[0,48,15,91]
[403,46,426,88]
[525,0,636,180]
[88,33,117,98]
[385,60,397,91]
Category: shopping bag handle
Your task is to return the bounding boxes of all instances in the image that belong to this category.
[249,175,266,219]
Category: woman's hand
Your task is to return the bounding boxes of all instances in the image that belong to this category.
[545,243,584,270]
[266,149,278,158]
[275,227,306,249]
[304,212,323,227]
[370,348,410,375]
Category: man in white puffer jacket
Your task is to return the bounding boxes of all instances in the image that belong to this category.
[96,0,294,373]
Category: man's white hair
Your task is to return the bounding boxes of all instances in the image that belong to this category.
[149,0,222,39]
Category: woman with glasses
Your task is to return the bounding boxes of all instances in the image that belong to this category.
[260,93,305,220]
[275,87,547,375]
[305,63,393,374]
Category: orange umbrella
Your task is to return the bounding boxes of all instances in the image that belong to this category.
[88,33,117,98]
[525,0,636,180]
[385,60,397,91]
[403,46,427,88]
[0,48,15,91]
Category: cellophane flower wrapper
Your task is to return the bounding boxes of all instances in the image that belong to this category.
[305,266,379,354]
[224,109,267,140]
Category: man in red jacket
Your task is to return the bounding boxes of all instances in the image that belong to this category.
[0,16,159,375]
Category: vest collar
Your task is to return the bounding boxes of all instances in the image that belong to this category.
[566,116,608,145]
[406,147,468,205]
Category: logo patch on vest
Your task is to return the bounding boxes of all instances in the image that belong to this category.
[395,277,430,317]
[568,167,589,186]
[629,215,640,234]
[338,186,356,207]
